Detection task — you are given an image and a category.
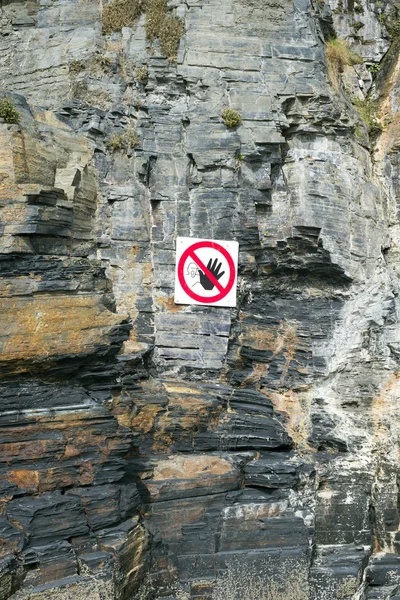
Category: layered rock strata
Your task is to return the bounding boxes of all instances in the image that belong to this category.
[2,0,400,599]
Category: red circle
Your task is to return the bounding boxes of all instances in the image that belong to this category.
[177,241,236,303]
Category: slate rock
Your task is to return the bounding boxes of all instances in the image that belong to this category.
[6,492,89,545]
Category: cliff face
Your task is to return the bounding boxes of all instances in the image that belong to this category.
[2,0,400,598]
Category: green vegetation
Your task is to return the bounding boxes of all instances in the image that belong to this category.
[353,98,382,134]
[0,98,20,124]
[146,0,183,59]
[106,126,140,152]
[374,4,400,37]
[325,38,363,88]
[235,153,244,171]
[368,62,381,74]
[102,0,145,34]
[68,54,114,109]
[332,0,364,14]
[136,65,148,82]
[354,123,365,142]
[333,0,344,13]
[353,20,364,32]
[378,12,387,25]
[385,8,400,38]
[102,0,183,60]
[221,108,242,128]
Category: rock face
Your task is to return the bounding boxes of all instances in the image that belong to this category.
[2,0,400,598]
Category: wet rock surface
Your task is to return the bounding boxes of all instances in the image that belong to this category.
[2,0,400,598]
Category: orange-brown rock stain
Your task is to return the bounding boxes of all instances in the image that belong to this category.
[240,361,269,388]
[371,372,400,453]
[78,462,95,486]
[152,455,234,480]
[374,44,400,161]
[111,381,225,454]
[6,469,40,492]
[145,455,240,503]
[269,389,313,452]
[131,405,164,435]
[239,318,303,386]
[0,294,127,369]
[155,295,185,312]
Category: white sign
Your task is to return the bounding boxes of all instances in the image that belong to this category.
[174,237,239,307]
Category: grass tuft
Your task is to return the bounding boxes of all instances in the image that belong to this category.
[136,65,149,82]
[102,0,183,59]
[325,38,363,88]
[0,98,20,124]
[102,0,145,34]
[146,0,183,59]
[106,126,140,152]
[221,108,242,128]
[353,98,382,134]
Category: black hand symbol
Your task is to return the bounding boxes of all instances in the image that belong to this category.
[199,258,225,290]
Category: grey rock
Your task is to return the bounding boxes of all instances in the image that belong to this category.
[2,0,400,598]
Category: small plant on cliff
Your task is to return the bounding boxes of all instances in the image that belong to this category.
[0,98,20,124]
[353,98,382,134]
[368,62,381,74]
[102,0,183,60]
[354,1,364,14]
[146,0,183,60]
[136,65,149,83]
[221,108,242,128]
[384,8,400,38]
[332,0,344,13]
[106,125,140,153]
[102,0,145,34]
[69,59,86,76]
[325,38,363,88]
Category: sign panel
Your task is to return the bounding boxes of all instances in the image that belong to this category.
[174,237,239,307]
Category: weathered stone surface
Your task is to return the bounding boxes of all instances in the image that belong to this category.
[97,518,149,599]
[19,542,77,588]
[142,455,241,502]
[244,453,304,489]
[2,0,400,598]
[7,492,89,544]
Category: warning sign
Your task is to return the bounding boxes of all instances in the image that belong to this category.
[174,237,239,307]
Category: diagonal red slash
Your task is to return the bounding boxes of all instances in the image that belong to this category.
[188,250,225,293]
